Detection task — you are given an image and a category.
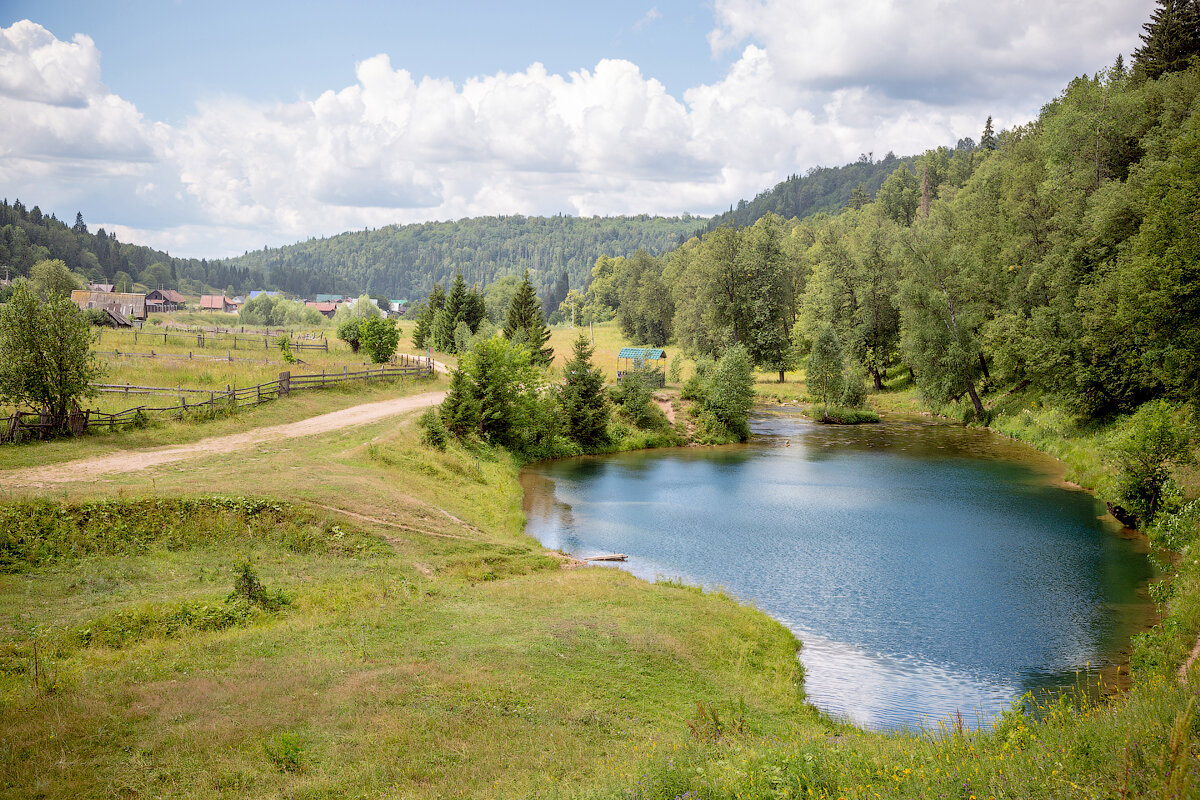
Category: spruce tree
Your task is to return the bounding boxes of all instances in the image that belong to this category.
[440,366,480,437]
[980,116,998,151]
[503,271,554,367]
[445,272,467,327]
[558,333,610,447]
[1134,0,1200,80]
[848,182,871,210]
[411,302,432,350]
[463,286,487,333]
[431,308,456,353]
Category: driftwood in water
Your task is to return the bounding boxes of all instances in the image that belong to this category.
[585,554,628,562]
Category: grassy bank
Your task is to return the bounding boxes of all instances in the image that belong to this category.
[4,334,1198,798]
[0,401,813,799]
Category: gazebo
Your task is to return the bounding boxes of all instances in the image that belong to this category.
[616,347,667,387]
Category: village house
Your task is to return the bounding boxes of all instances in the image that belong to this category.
[70,290,147,323]
[200,294,237,313]
[304,300,338,319]
[145,288,186,312]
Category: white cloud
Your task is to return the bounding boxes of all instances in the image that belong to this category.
[708,0,1150,106]
[634,7,662,32]
[0,7,1154,258]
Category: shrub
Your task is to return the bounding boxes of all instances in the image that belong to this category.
[228,561,290,612]
[418,407,448,450]
[610,372,659,429]
[337,318,362,353]
[276,335,297,364]
[359,316,400,363]
[1103,400,1194,526]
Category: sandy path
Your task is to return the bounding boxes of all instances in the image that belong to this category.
[2,389,446,487]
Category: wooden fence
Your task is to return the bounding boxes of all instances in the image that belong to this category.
[96,329,329,352]
[96,349,291,365]
[0,356,434,443]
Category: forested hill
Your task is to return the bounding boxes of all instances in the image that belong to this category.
[226,155,941,301]
[222,214,702,301]
[0,201,253,295]
[703,150,924,231]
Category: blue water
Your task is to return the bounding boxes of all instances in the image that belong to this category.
[521,410,1155,731]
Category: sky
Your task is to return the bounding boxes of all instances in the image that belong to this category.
[1,1,1153,259]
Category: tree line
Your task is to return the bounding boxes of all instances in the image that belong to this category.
[562,34,1200,426]
[0,201,259,297]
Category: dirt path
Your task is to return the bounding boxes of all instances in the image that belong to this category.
[2,389,446,488]
[652,392,676,424]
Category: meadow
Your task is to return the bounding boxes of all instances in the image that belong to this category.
[0,314,1196,798]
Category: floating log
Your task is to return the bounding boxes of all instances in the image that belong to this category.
[585,553,628,562]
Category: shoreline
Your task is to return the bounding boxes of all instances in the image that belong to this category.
[517,404,1159,731]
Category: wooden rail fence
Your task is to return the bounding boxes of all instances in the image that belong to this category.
[0,356,434,443]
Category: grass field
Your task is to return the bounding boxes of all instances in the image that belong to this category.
[0,404,809,799]
[2,316,1198,798]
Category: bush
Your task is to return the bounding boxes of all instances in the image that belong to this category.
[610,372,660,429]
[681,356,714,401]
[359,316,400,363]
[83,308,114,327]
[418,407,448,450]
[276,335,297,364]
[337,318,362,353]
[703,346,754,441]
[228,561,290,611]
[840,370,866,408]
[1103,400,1194,526]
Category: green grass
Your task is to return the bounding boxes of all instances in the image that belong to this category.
[0,481,806,798]
[0,372,443,474]
[3,343,1199,798]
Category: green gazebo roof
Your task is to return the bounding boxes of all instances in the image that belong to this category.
[618,347,666,360]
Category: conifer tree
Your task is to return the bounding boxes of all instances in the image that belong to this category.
[1134,0,1200,80]
[503,271,554,367]
[558,333,610,447]
[980,116,998,151]
[431,308,456,353]
[440,366,480,437]
[464,286,487,333]
[848,182,871,210]
[411,302,430,349]
[445,272,467,327]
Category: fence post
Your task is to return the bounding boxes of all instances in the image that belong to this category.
[278,371,290,397]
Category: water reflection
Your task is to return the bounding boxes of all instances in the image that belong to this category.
[521,410,1155,730]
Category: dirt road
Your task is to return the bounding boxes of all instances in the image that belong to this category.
[1,389,446,488]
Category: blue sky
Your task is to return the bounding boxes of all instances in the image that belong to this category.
[6,1,725,124]
[1,1,1152,258]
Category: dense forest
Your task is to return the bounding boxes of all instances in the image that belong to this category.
[0,202,257,295]
[219,215,701,302]
[579,39,1200,425]
[702,150,923,232]
[1,155,942,306]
